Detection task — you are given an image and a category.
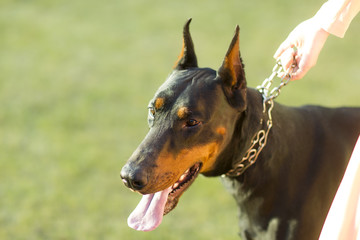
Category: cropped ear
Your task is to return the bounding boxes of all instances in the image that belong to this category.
[174,18,198,70]
[218,26,247,110]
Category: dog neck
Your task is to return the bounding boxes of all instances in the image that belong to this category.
[202,88,273,177]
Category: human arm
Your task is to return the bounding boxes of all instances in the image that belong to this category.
[274,0,360,80]
[319,136,360,240]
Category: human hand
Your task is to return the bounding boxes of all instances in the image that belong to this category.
[273,18,330,80]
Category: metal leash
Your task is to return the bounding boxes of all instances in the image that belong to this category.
[257,60,293,103]
[225,60,294,177]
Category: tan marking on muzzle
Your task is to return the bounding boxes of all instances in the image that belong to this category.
[143,142,220,193]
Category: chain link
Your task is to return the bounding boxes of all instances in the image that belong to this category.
[257,60,293,103]
[224,60,293,177]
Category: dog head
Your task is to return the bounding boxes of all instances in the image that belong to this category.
[120,19,247,231]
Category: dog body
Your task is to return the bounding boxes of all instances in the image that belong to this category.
[121,20,360,239]
[220,90,360,239]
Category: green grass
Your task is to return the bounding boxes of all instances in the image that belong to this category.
[0,0,359,239]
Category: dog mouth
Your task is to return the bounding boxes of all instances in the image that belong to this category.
[127,162,202,231]
[164,162,202,215]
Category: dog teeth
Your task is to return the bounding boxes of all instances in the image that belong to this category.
[179,173,187,182]
[172,168,193,190]
[172,182,179,189]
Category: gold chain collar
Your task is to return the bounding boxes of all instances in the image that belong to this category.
[224,60,294,178]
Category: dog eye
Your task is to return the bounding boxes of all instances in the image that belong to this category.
[185,119,200,127]
[148,108,155,120]
[147,107,155,128]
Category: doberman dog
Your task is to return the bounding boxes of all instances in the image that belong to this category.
[120,19,360,239]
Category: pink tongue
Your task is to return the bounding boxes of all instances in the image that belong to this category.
[127,187,172,231]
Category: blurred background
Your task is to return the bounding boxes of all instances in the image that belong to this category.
[0,0,359,239]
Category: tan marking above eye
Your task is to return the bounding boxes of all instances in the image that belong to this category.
[155,98,165,110]
[177,107,189,119]
[216,127,226,135]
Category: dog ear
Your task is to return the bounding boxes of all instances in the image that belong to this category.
[174,18,198,70]
[218,26,247,110]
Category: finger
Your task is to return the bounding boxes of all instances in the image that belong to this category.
[291,70,306,81]
[286,49,297,70]
[273,41,295,59]
[278,48,295,72]
[290,57,308,80]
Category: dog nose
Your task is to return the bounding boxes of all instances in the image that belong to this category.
[120,165,147,191]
